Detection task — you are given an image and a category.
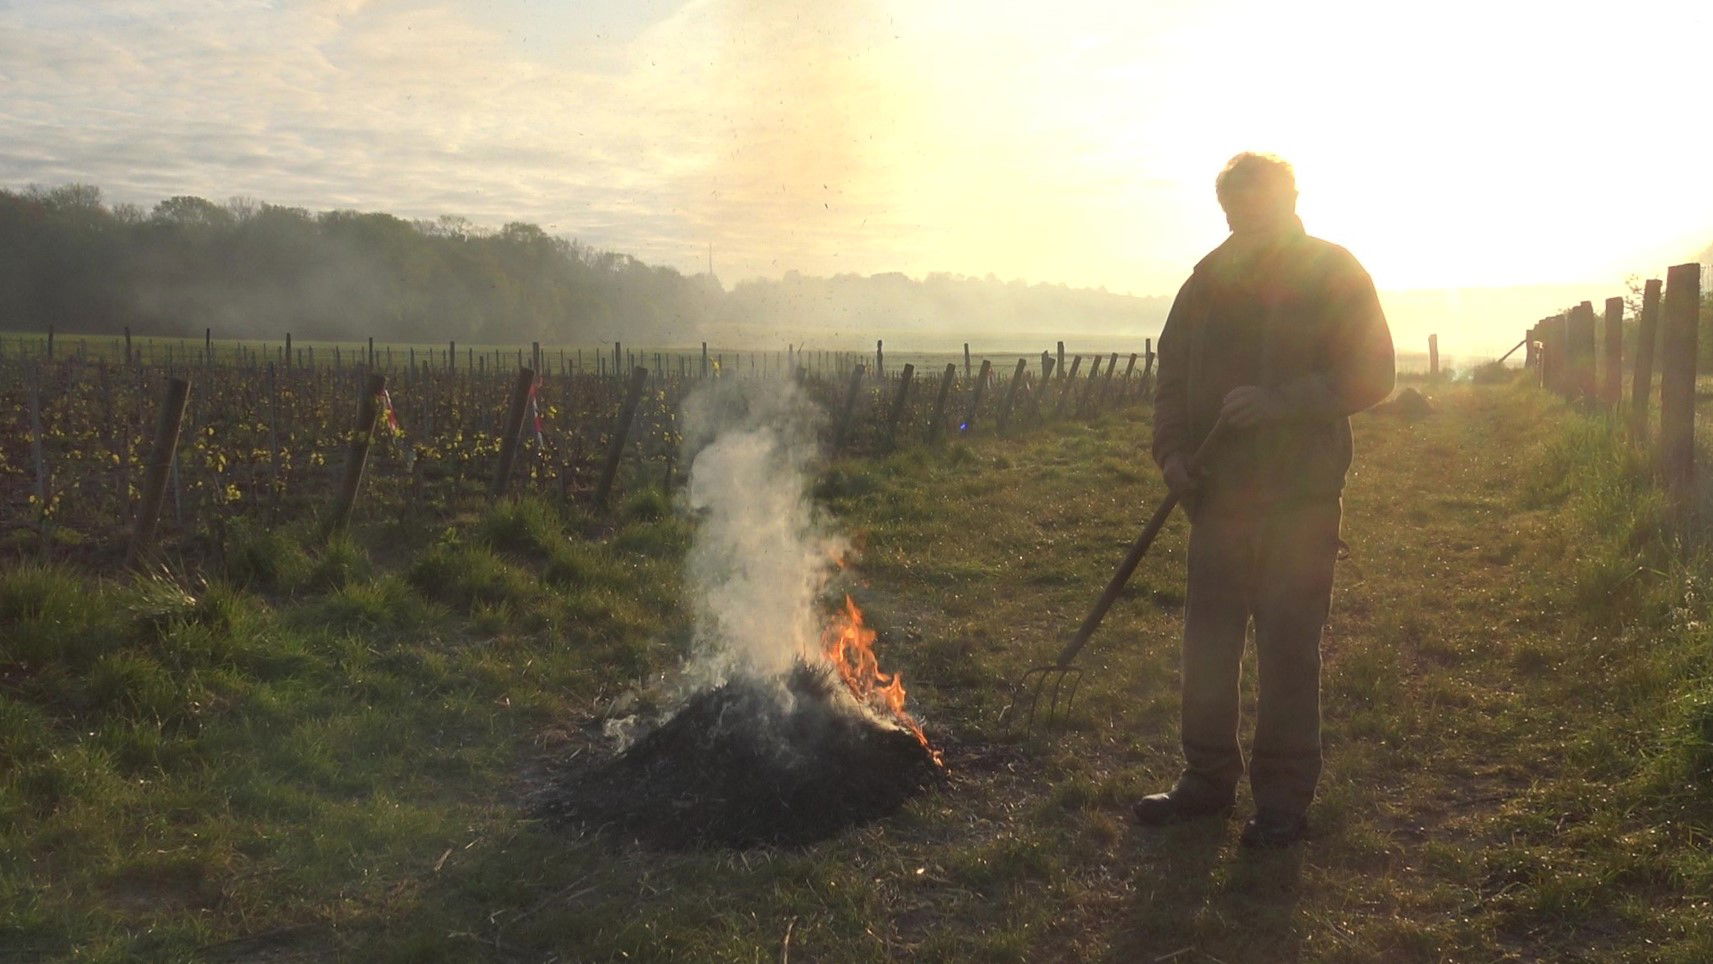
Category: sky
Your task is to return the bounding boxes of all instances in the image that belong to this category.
[4,0,1712,350]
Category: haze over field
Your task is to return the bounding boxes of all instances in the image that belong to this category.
[5,0,1712,353]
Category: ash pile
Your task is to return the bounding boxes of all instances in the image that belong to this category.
[543,659,944,848]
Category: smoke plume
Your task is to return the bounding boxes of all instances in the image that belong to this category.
[679,378,844,683]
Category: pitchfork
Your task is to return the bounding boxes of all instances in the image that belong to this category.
[999,416,1228,734]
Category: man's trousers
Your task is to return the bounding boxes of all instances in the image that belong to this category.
[1175,495,1342,815]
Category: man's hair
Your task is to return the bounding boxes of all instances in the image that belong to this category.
[1215,153,1296,209]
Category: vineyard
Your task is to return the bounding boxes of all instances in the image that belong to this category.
[0,331,1155,565]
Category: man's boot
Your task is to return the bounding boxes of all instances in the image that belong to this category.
[1239,808,1308,848]
[1131,786,1233,826]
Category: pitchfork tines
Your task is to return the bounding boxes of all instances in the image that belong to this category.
[998,662,1085,733]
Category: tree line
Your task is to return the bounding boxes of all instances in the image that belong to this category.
[0,184,1168,348]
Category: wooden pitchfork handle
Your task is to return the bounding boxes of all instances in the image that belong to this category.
[1048,415,1228,668]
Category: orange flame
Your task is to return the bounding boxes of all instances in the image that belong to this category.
[822,594,943,767]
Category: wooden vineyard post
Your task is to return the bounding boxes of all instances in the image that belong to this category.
[997,358,1028,433]
[595,367,649,508]
[876,340,884,379]
[126,377,191,568]
[1099,351,1119,409]
[1121,353,1138,401]
[1077,354,1104,417]
[1543,314,1568,396]
[492,368,536,498]
[1428,334,1439,379]
[1057,341,1066,378]
[884,363,915,447]
[963,343,972,379]
[1055,356,1083,417]
[833,364,867,454]
[961,359,993,434]
[1567,301,1597,402]
[27,373,47,520]
[928,363,957,443]
[1602,297,1624,411]
[1629,279,1663,442]
[325,373,388,538]
[1659,263,1700,503]
[1028,356,1057,421]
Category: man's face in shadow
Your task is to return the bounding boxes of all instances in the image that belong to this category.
[1221,184,1298,236]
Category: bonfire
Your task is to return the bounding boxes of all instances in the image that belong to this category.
[542,595,946,848]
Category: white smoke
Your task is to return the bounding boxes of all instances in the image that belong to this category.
[679,378,845,682]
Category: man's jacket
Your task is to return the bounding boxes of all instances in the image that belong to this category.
[1151,220,1395,506]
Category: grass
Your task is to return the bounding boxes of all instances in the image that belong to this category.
[3,381,1713,959]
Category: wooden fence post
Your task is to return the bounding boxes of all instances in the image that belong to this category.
[961,359,993,433]
[1567,301,1597,401]
[876,339,884,379]
[1660,263,1700,502]
[1602,297,1624,410]
[1056,341,1066,379]
[1099,351,1119,409]
[963,343,972,379]
[126,377,191,568]
[1428,334,1439,379]
[492,368,536,498]
[1629,278,1663,442]
[595,367,649,508]
[833,364,867,453]
[928,363,957,443]
[1120,353,1138,400]
[997,358,1028,432]
[1077,354,1104,416]
[326,372,387,536]
[885,363,915,447]
[27,373,47,519]
[1055,356,1083,417]
[1029,356,1057,421]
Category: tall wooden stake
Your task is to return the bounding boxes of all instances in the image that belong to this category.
[327,373,387,537]
[492,368,536,498]
[885,363,915,447]
[1660,264,1700,503]
[997,358,1028,432]
[1629,279,1663,442]
[1602,297,1624,410]
[126,377,191,568]
[928,363,957,443]
[595,367,649,508]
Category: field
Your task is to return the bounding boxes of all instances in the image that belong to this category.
[4,370,1712,960]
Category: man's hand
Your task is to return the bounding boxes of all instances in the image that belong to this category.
[1220,385,1287,428]
[1162,453,1198,497]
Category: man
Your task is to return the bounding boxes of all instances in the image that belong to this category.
[1133,153,1394,848]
